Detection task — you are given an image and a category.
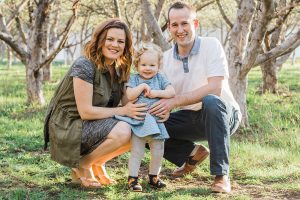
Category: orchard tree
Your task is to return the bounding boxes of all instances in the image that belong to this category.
[226,0,300,125]
[260,0,300,93]
[0,0,80,105]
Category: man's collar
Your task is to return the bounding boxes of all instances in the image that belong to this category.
[173,36,201,60]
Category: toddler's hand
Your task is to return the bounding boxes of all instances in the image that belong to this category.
[143,84,151,97]
[146,90,158,98]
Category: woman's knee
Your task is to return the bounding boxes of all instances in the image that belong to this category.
[109,121,131,145]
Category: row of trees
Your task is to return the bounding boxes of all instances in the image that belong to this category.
[0,0,299,125]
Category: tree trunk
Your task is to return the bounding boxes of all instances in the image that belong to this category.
[43,63,52,82]
[154,0,165,20]
[227,0,256,126]
[229,74,249,126]
[0,42,5,61]
[260,0,287,94]
[277,52,291,72]
[140,0,170,50]
[7,47,12,69]
[42,13,51,82]
[113,0,121,19]
[140,16,150,42]
[261,50,291,93]
[80,13,90,53]
[261,59,278,93]
[0,0,79,105]
[26,63,45,105]
[291,50,296,65]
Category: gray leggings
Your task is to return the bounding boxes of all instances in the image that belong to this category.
[128,134,164,177]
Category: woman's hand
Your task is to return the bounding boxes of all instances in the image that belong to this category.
[123,100,148,120]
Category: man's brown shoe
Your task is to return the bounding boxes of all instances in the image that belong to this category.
[172,144,209,177]
[211,175,231,193]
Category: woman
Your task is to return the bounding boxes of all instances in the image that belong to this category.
[44,19,147,188]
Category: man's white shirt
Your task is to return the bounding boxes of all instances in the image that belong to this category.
[162,37,241,118]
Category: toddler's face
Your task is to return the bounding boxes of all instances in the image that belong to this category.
[137,51,159,80]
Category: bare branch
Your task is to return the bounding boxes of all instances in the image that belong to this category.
[28,0,34,26]
[255,29,300,66]
[64,33,92,49]
[124,2,139,28]
[223,30,230,46]
[0,14,9,32]
[227,0,256,75]
[235,0,241,5]
[80,4,113,17]
[216,0,233,28]
[286,23,298,37]
[114,0,122,18]
[275,2,300,17]
[6,0,29,28]
[15,17,27,44]
[140,0,170,50]
[267,2,295,35]
[0,14,27,59]
[40,0,80,69]
[0,31,29,63]
[79,13,91,51]
[239,0,275,79]
[154,0,166,20]
[194,0,215,11]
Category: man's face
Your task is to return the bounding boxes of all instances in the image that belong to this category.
[168,7,198,48]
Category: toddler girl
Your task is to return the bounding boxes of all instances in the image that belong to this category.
[116,43,175,192]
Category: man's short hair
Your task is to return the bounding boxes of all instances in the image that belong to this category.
[167,1,196,22]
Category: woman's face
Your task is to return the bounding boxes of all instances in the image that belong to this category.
[102,28,126,65]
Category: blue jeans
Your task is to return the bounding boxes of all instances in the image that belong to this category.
[163,95,240,175]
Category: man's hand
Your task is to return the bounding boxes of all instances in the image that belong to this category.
[149,98,176,117]
[157,112,170,122]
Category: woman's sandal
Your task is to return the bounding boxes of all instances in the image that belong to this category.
[71,168,81,184]
[71,167,102,188]
[92,164,116,185]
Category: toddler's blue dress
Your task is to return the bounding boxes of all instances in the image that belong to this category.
[115,73,170,140]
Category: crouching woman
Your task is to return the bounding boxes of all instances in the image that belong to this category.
[44,19,147,188]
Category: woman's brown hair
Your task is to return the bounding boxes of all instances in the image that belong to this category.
[84,18,133,83]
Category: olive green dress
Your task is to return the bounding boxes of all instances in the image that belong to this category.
[44,56,124,167]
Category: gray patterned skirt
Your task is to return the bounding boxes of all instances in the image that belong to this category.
[80,117,120,155]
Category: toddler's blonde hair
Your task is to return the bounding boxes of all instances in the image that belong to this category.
[133,42,163,70]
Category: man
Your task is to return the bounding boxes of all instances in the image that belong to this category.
[150,2,241,193]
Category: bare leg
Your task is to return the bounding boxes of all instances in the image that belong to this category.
[79,121,131,167]
[77,122,131,185]
[93,142,131,185]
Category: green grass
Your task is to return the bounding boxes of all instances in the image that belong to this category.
[0,62,300,199]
